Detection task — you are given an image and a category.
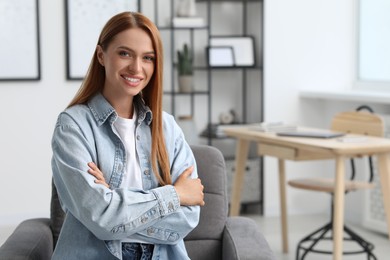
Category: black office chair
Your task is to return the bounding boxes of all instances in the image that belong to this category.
[288,105,382,260]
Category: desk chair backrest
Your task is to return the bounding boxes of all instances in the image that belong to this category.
[331,110,384,137]
[332,109,384,184]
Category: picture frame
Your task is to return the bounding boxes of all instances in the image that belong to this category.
[207,46,235,67]
[209,36,255,67]
[0,0,41,81]
[65,0,138,80]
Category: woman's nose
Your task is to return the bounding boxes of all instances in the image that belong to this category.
[129,57,142,72]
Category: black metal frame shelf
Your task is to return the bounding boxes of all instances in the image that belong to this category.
[140,0,264,214]
[158,26,209,31]
[163,91,210,95]
[139,0,263,141]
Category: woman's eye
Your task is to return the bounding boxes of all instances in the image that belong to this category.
[119,51,129,57]
[144,56,155,62]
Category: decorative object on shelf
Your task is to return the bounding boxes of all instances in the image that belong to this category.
[177,43,193,93]
[219,109,237,124]
[210,36,255,67]
[0,0,41,81]
[207,46,235,67]
[176,0,197,17]
[173,0,204,27]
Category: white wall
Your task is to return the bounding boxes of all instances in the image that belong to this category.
[0,0,80,225]
[264,0,390,227]
[263,0,356,216]
[0,0,368,227]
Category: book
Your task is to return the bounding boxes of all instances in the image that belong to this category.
[200,123,247,138]
[172,17,205,28]
[250,122,297,133]
[200,123,261,138]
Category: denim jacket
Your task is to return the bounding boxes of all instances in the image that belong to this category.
[51,93,200,260]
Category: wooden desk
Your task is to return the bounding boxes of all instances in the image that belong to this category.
[223,126,390,260]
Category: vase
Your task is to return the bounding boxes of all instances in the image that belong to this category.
[177,0,197,17]
[178,75,193,93]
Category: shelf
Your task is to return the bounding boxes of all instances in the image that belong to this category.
[153,0,263,144]
[173,64,209,71]
[197,0,262,2]
[163,91,210,95]
[158,26,209,31]
[199,133,231,140]
[171,65,263,71]
[144,0,264,213]
[199,123,248,139]
[209,65,263,70]
[300,89,390,105]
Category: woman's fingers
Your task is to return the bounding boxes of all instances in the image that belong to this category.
[94,179,109,188]
[198,180,205,206]
[174,166,206,206]
[87,162,109,188]
[181,166,194,178]
[88,162,102,177]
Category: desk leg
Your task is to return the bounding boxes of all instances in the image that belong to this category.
[333,156,345,260]
[229,139,250,216]
[377,153,390,239]
[278,159,289,253]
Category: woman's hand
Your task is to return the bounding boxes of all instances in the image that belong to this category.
[174,166,205,206]
[87,162,109,188]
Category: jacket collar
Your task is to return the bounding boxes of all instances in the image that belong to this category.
[88,93,152,126]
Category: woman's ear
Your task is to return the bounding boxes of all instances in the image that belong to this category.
[96,45,104,66]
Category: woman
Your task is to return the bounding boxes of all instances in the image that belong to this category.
[51,12,204,260]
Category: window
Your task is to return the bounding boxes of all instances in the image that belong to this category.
[357,0,390,88]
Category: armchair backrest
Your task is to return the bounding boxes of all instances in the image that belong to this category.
[184,145,228,259]
[50,145,229,257]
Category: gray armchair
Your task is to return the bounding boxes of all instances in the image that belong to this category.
[0,145,274,260]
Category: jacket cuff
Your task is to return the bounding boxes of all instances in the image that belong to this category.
[152,185,180,216]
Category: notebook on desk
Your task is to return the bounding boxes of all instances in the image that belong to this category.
[277,130,345,139]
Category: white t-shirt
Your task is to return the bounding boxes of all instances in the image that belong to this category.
[113,112,143,190]
[114,111,145,244]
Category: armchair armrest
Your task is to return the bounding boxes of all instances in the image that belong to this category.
[222,216,275,260]
[0,218,53,260]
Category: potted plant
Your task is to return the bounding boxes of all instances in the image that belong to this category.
[177,43,193,93]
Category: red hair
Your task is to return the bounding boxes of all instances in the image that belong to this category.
[68,12,171,185]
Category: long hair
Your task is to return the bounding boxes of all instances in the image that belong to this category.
[68,12,171,186]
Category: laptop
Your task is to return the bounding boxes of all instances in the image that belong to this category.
[277,130,345,139]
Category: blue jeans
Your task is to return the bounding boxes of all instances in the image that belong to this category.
[122,243,154,260]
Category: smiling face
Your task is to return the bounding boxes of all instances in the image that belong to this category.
[97,27,155,117]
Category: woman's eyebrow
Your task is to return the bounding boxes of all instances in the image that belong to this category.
[118,46,155,55]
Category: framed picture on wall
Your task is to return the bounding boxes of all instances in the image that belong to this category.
[0,0,41,81]
[65,0,138,80]
[207,46,235,67]
[209,36,255,67]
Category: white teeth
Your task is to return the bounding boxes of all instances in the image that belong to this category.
[124,76,140,83]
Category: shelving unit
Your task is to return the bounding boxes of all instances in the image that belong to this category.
[140,0,264,213]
